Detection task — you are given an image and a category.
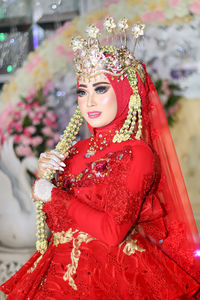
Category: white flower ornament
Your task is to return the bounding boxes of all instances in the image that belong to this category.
[118,18,129,32]
[71,36,84,51]
[104,17,116,33]
[131,24,145,39]
[86,24,100,39]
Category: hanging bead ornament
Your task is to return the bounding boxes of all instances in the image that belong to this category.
[113,67,142,143]
[35,106,83,254]
[35,201,48,254]
[43,106,83,181]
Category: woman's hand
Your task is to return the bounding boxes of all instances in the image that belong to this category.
[38,150,69,178]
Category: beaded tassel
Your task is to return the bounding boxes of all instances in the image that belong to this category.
[113,68,142,143]
[35,201,48,254]
[35,106,83,254]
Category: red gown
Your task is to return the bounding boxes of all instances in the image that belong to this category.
[0,127,200,300]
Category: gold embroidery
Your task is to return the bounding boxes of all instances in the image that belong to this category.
[52,228,79,246]
[27,254,43,273]
[120,229,145,256]
[52,229,95,290]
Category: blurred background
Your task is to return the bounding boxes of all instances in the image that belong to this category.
[0,0,199,295]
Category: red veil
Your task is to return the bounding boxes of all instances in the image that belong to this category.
[106,64,200,282]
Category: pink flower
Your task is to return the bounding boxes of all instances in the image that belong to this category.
[161,80,171,97]
[9,121,22,132]
[24,126,36,136]
[168,103,179,115]
[94,20,104,30]
[31,136,43,147]
[32,117,41,125]
[46,139,54,148]
[33,102,39,108]
[20,134,31,146]
[21,110,27,118]
[17,101,25,108]
[53,133,60,142]
[168,0,180,7]
[28,111,36,119]
[43,118,53,126]
[13,134,21,143]
[43,80,53,97]
[39,105,48,113]
[103,0,120,8]
[42,127,53,136]
[26,87,37,102]
[15,145,33,157]
[0,103,15,129]
[56,45,66,56]
[25,55,42,73]
[13,111,21,119]
[25,104,32,111]
[36,111,44,119]
[189,1,200,13]
[142,12,154,23]
[66,50,74,61]
[154,10,165,21]
[46,111,57,122]
[51,122,58,129]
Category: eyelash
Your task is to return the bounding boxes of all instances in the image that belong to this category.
[77,86,109,97]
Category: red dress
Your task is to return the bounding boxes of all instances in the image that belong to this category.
[0,127,200,299]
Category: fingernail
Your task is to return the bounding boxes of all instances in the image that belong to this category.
[60,162,66,167]
[52,150,64,158]
[59,167,64,171]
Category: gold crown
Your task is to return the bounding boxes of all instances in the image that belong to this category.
[70,17,145,79]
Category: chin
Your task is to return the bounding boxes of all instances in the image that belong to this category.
[87,119,108,128]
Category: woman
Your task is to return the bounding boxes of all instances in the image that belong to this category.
[0,19,200,299]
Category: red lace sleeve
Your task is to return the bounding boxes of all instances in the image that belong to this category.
[44,143,155,246]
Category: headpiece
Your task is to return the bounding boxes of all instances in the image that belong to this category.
[70,17,145,80]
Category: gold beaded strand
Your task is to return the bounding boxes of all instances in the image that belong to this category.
[35,106,83,255]
[113,67,142,143]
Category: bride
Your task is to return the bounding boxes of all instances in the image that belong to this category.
[1,18,199,299]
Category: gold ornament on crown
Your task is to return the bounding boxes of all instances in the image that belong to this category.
[70,17,145,80]
[35,17,146,255]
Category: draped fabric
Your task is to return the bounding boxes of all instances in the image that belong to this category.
[0,64,200,299]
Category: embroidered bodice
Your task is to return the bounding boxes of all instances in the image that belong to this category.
[43,131,156,245]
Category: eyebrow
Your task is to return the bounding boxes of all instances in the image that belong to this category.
[78,82,110,88]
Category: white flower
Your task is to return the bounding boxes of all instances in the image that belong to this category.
[118,18,129,32]
[86,24,100,39]
[70,36,84,52]
[131,24,145,38]
[104,17,116,33]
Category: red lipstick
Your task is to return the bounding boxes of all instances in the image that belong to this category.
[88,111,101,119]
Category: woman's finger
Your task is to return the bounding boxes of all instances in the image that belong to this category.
[51,150,65,160]
[41,162,64,172]
[48,154,66,167]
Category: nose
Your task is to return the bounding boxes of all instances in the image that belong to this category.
[87,92,95,107]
